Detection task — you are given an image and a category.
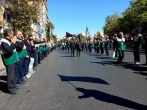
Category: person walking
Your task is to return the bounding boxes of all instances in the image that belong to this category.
[0,29,19,94]
[76,39,82,56]
[70,40,76,57]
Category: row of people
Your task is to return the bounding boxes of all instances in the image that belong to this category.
[0,29,52,94]
[59,39,82,57]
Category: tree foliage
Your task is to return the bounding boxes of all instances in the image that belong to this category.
[95,31,103,40]
[5,0,42,33]
[52,34,57,43]
[46,21,54,40]
[103,13,120,35]
[103,0,147,35]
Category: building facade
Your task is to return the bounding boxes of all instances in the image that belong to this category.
[0,0,49,40]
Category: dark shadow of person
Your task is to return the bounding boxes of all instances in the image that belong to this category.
[76,88,147,110]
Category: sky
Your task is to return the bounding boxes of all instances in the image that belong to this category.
[48,0,132,38]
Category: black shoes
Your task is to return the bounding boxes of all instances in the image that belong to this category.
[15,85,21,89]
[9,90,17,95]
[17,81,24,84]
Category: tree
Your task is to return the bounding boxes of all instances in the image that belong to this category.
[103,13,120,36]
[5,0,42,33]
[46,21,54,40]
[96,31,103,40]
[103,0,147,36]
[52,34,57,43]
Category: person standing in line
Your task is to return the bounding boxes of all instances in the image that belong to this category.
[15,30,27,84]
[94,39,97,53]
[133,29,143,64]
[100,38,104,54]
[23,32,31,77]
[104,35,110,56]
[0,29,19,94]
[76,39,82,56]
[113,34,118,57]
[116,32,126,65]
[70,39,76,57]
[25,35,35,78]
[33,37,45,67]
[67,41,70,53]
[97,39,100,54]
[88,41,92,52]
[143,34,147,65]
[85,41,88,51]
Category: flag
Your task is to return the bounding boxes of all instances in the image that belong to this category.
[66,32,73,37]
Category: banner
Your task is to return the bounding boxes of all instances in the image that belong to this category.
[66,32,73,37]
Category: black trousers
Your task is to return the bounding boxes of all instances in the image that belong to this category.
[71,48,75,56]
[117,50,124,64]
[105,47,109,56]
[77,48,81,56]
[24,58,30,75]
[133,47,140,62]
[100,47,104,54]
[97,47,100,53]
[5,63,18,92]
[145,46,147,63]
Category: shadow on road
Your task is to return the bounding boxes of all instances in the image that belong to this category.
[95,56,116,60]
[60,56,73,57]
[76,87,147,110]
[57,74,109,85]
[90,61,117,66]
[91,59,147,76]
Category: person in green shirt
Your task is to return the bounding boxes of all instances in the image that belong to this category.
[0,29,19,94]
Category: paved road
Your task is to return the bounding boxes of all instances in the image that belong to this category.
[0,49,147,110]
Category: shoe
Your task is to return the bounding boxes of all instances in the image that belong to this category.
[31,70,35,74]
[25,73,31,78]
[22,78,28,82]
[9,91,17,95]
[15,85,21,89]
[17,81,24,84]
[136,62,140,64]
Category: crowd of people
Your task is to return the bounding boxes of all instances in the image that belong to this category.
[59,29,147,66]
[0,29,55,94]
[1,28,146,95]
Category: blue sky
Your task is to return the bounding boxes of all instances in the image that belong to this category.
[48,0,131,38]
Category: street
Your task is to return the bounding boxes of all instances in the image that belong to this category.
[0,49,147,110]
